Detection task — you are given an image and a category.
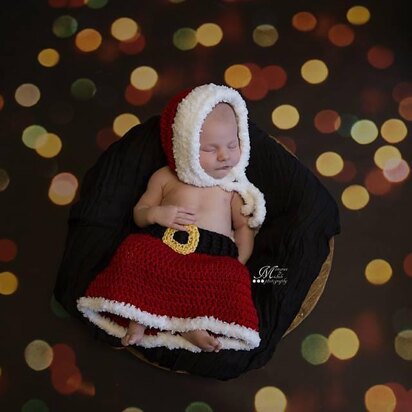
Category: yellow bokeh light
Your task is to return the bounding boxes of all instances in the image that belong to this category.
[394,329,412,360]
[341,185,369,210]
[365,259,393,285]
[301,334,331,365]
[380,118,407,143]
[75,28,102,52]
[113,113,140,137]
[328,328,359,360]
[173,27,197,50]
[347,6,371,25]
[364,385,396,412]
[373,145,402,170]
[271,105,300,130]
[35,133,62,158]
[0,271,18,295]
[316,152,344,177]
[49,173,79,206]
[351,119,379,144]
[253,24,279,47]
[130,66,158,90]
[38,48,60,67]
[255,386,287,412]
[301,59,328,84]
[111,17,139,41]
[196,23,223,47]
[224,64,252,88]
[15,83,41,107]
[24,340,54,371]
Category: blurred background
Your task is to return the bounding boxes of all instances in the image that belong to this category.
[0,0,411,411]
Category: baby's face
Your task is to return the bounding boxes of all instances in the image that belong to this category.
[199,103,241,179]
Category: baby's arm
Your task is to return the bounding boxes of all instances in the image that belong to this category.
[231,192,255,265]
[133,167,196,231]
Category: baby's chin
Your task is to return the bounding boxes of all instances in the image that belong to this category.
[206,168,232,179]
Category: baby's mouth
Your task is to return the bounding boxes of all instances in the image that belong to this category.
[217,165,231,170]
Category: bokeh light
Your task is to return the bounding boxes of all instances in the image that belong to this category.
[111,17,139,41]
[373,145,402,170]
[314,109,341,133]
[0,169,10,192]
[113,113,140,137]
[52,15,78,38]
[38,48,60,67]
[0,239,17,262]
[392,82,412,102]
[364,168,392,196]
[22,125,48,149]
[253,24,279,47]
[21,399,50,412]
[130,66,158,90]
[301,59,328,84]
[35,133,63,158]
[380,118,407,143]
[399,97,412,120]
[403,253,412,278]
[367,46,394,69]
[224,64,252,88]
[86,0,109,9]
[301,334,330,365]
[75,28,102,52]
[49,172,79,205]
[272,104,300,129]
[24,340,54,371]
[254,386,287,412]
[347,5,371,25]
[173,28,197,50]
[185,402,213,412]
[261,65,287,90]
[0,271,18,295]
[394,330,412,360]
[316,152,344,177]
[364,385,396,412]
[365,259,393,285]
[383,159,410,183]
[328,328,360,360]
[328,24,355,47]
[351,119,379,144]
[119,33,146,55]
[15,84,41,107]
[196,23,223,46]
[292,11,317,32]
[341,185,370,210]
[70,78,96,100]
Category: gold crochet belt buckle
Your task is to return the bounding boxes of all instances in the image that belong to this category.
[162,224,200,255]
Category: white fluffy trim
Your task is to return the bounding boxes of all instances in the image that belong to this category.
[77,297,261,353]
[171,83,267,229]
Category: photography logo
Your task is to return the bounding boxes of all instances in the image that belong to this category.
[252,265,288,285]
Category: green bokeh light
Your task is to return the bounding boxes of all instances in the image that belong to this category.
[52,15,78,38]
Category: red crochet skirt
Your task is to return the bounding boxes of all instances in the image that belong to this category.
[77,223,261,352]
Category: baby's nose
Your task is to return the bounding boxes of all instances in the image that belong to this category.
[218,149,229,160]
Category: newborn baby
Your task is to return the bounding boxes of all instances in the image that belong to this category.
[124,103,255,352]
[77,83,266,354]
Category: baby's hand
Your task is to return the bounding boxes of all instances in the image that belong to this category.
[152,205,196,232]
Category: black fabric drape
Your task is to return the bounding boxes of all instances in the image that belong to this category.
[54,115,341,380]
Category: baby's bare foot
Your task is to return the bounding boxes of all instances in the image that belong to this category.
[180,330,222,352]
[121,320,146,346]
